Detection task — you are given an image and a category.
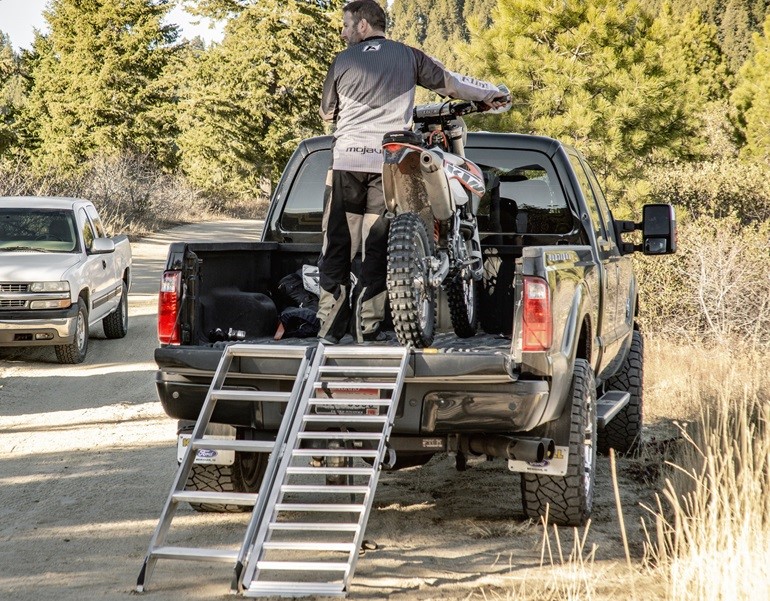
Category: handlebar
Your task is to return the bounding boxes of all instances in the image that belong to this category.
[413,99,480,123]
[413,85,511,123]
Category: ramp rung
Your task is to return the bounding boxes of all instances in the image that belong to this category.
[309,398,392,407]
[211,389,292,403]
[322,346,408,359]
[262,541,356,552]
[191,439,274,453]
[226,345,309,359]
[172,491,258,505]
[303,414,388,424]
[269,522,360,532]
[255,561,350,572]
[286,466,374,476]
[281,484,370,494]
[245,581,345,596]
[319,365,402,375]
[297,431,384,441]
[151,546,237,562]
[274,503,365,513]
[315,381,396,390]
[292,448,379,458]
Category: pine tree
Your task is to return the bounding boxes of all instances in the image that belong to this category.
[0,33,21,155]
[657,4,735,158]
[732,14,770,159]
[175,0,342,198]
[650,0,770,73]
[22,0,179,172]
[389,0,432,48]
[463,0,707,205]
[389,0,470,70]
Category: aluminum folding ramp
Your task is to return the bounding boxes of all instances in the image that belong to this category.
[238,344,410,598]
[136,344,313,593]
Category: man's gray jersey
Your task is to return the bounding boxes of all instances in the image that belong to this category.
[320,37,500,173]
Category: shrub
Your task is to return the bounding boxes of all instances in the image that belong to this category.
[0,152,267,237]
[636,215,770,347]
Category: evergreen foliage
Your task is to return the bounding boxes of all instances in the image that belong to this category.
[649,0,770,73]
[21,0,179,172]
[463,0,708,207]
[388,0,495,77]
[175,0,342,198]
[731,14,770,160]
[0,34,23,156]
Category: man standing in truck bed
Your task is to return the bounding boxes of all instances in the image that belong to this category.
[317,0,509,344]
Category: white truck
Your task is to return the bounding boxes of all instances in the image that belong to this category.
[0,196,132,363]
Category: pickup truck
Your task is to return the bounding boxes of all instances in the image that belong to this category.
[0,196,132,364]
[153,132,675,526]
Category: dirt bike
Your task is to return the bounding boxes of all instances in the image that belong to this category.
[382,92,510,347]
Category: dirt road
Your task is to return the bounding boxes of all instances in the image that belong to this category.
[0,220,653,601]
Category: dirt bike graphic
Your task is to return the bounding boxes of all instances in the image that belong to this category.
[382,90,510,347]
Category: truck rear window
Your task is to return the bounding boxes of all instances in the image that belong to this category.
[0,209,78,253]
[278,146,573,238]
[280,149,330,233]
[466,147,573,236]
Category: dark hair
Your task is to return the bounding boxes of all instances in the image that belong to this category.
[343,0,387,32]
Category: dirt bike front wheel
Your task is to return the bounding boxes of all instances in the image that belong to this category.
[387,212,436,347]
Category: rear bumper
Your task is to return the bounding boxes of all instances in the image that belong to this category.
[155,339,551,433]
[0,306,78,346]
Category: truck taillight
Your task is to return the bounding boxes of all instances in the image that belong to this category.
[158,270,181,344]
[522,277,552,352]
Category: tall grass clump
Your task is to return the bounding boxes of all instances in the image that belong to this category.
[643,388,770,600]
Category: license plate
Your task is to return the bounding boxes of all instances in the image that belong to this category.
[314,386,382,415]
[507,445,568,476]
[177,434,235,466]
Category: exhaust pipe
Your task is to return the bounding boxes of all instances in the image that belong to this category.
[466,435,555,463]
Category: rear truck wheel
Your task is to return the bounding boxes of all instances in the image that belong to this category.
[521,359,597,527]
[387,212,436,347]
[102,281,128,339]
[55,298,88,364]
[446,274,478,338]
[185,428,269,513]
[598,330,644,455]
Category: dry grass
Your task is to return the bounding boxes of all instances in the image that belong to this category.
[504,339,770,600]
[641,367,770,600]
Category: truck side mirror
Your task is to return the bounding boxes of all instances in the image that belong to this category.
[641,203,676,255]
[90,237,116,254]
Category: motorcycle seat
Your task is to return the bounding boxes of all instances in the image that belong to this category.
[382,130,423,146]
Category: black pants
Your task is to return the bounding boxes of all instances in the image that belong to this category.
[317,170,389,342]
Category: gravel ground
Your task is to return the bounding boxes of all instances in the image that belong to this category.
[0,219,656,601]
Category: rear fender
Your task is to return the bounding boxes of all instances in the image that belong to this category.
[382,146,453,219]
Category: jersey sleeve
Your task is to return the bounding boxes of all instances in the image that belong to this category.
[412,47,499,103]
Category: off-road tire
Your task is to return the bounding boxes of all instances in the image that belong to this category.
[55,298,88,364]
[598,330,643,455]
[446,275,477,338]
[186,450,269,513]
[387,212,436,347]
[102,281,128,339]
[521,359,597,527]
